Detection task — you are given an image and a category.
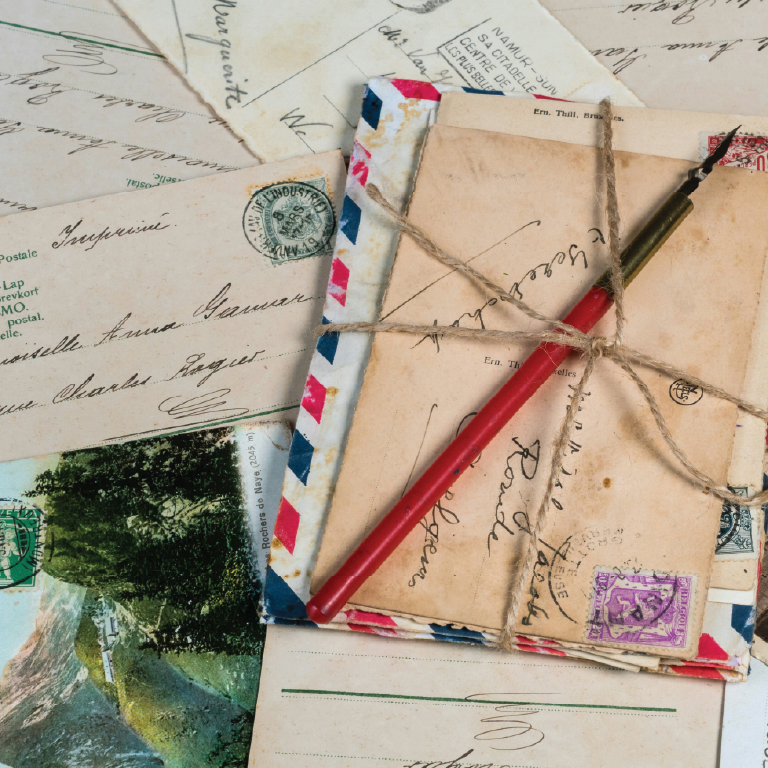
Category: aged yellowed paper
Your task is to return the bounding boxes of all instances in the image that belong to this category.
[437,92,768,594]
[112,0,641,161]
[0,151,345,462]
[539,0,768,116]
[312,124,768,658]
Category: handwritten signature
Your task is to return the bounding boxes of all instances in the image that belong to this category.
[404,695,549,768]
[158,388,249,421]
[193,283,319,321]
[43,31,134,75]
[466,693,544,752]
[466,694,546,751]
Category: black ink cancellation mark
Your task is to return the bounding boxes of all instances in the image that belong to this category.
[243,179,335,266]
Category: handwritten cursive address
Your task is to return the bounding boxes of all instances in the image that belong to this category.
[53,371,151,404]
[487,438,540,554]
[409,495,460,587]
[193,283,318,320]
[172,350,265,387]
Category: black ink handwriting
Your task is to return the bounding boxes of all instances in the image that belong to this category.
[193,283,318,320]
[620,0,715,25]
[415,298,497,352]
[378,25,455,84]
[158,388,249,420]
[591,47,648,75]
[509,243,588,301]
[96,314,182,346]
[172,350,264,387]
[53,372,151,404]
[408,497,460,587]
[51,215,170,252]
[92,93,184,122]
[488,439,540,554]
[0,69,69,104]
[0,335,80,367]
[280,107,332,138]
[0,400,39,417]
[466,695,546,751]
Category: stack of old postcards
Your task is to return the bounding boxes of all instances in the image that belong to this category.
[2,1,768,767]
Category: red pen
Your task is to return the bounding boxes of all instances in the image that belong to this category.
[306,128,739,625]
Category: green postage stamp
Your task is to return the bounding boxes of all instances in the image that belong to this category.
[0,500,45,589]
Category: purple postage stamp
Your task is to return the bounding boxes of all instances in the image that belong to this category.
[586,568,694,648]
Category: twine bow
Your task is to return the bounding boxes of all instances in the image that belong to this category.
[316,99,768,648]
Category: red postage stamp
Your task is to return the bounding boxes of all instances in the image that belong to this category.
[702,133,768,171]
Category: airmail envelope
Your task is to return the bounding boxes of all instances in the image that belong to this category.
[0,150,345,462]
[312,125,768,659]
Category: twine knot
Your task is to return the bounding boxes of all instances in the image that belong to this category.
[587,336,615,360]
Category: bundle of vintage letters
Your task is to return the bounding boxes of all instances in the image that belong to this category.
[263,80,768,683]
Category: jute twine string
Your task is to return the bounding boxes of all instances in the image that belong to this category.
[315,99,768,648]
[601,102,626,346]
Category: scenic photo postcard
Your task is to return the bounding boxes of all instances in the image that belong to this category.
[0,421,289,768]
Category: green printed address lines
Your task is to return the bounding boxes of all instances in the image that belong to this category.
[282,689,676,713]
[0,19,164,58]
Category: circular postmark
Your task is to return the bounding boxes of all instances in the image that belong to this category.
[511,525,625,626]
[544,525,625,623]
[669,379,703,406]
[0,498,46,590]
[243,180,335,265]
[715,487,753,555]
[718,505,741,550]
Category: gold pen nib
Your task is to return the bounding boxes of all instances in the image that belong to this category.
[597,126,742,292]
[679,126,740,196]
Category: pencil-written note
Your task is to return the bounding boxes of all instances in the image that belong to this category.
[0,152,345,462]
